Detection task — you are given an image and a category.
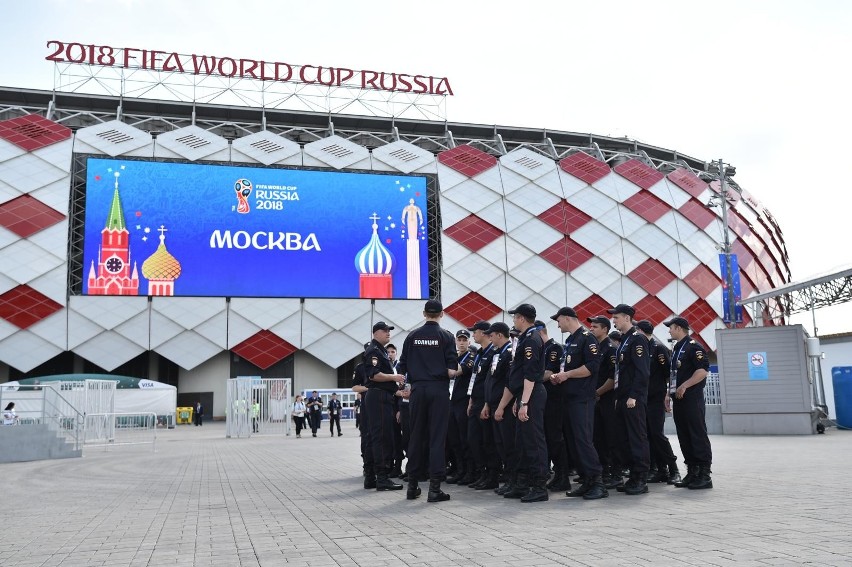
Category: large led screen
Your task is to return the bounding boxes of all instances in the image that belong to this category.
[79,157,433,299]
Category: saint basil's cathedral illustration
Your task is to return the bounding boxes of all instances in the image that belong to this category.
[88,171,181,296]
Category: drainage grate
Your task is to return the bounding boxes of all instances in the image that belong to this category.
[388,148,420,162]
[174,134,211,149]
[96,129,134,144]
[321,143,353,158]
[250,139,285,154]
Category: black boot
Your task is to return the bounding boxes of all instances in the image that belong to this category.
[475,469,499,490]
[406,480,421,500]
[469,469,488,489]
[495,472,516,496]
[427,478,450,502]
[376,469,403,491]
[566,475,592,498]
[674,465,698,488]
[457,467,476,486]
[546,470,562,490]
[446,467,465,484]
[666,462,681,485]
[624,472,648,495]
[503,474,528,499]
[363,468,377,490]
[390,461,403,478]
[647,466,667,483]
[582,475,609,500]
[605,467,623,490]
[688,465,713,490]
[521,477,549,503]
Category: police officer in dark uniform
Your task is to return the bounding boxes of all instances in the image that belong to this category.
[608,304,651,495]
[664,316,713,490]
[550,307,607,500]
[466,321,500,490]
[352,343,373,487]
[364,322,405,491]
[447,329,476,484]
[398,299,459,502]
[588,316,622,489]
[500,304,548,503]
[386,343,405,478]
[539,322,568,491]
[637,320,681,485]
[482,322,516,496]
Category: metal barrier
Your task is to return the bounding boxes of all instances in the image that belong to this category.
[705,372,721,405]
[84,413,157,451]
[226,377,291,438]
[1,383,84,451]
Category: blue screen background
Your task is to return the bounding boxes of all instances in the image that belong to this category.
[81,158,431,298]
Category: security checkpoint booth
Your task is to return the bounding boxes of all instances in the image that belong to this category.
[226,377,292,438]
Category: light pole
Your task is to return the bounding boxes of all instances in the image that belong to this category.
[714,158,738,328]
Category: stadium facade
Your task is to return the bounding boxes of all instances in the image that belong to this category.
[0,87,790,417]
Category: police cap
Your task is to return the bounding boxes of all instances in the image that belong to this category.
[551,307,578,320]
[607,303,636,317]
[663,316,690,330]
[636,320,654,334]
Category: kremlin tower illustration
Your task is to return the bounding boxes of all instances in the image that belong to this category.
[355,213,395,298]
[141,225,182,296]
[88,172,139,295]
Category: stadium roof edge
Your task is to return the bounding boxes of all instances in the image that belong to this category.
[0,86,706,169]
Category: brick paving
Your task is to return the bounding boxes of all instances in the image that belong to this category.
[1,422,851,566]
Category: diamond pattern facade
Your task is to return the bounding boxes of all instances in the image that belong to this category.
[0,97,790,395]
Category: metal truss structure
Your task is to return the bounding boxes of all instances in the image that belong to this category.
[740,265,852,320]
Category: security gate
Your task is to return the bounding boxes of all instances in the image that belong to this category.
[226,377,291,438]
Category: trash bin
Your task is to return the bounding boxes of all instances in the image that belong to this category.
[832,367,852,430]
[176,407,194,425]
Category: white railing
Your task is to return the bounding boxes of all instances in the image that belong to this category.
[84,412,157,451]
[705,372,721,405]
[226,377,291,438]
[1,383,84,451]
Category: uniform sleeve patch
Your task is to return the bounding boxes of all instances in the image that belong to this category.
[371,357,378,366]
[549,351,558,361]
[610,355,617,365]
[696,350,705,360]
[589,343,598,355]
[658,354,666,365]
[635,345,644,356]
[524,346,533,359]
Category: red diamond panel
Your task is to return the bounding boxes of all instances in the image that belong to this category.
[730,240,755,269]
[678,198,716,230]
[684,264,722,299]
[681,298,718,332]
[708,180,740,203]
[445,292,502,328]
[0,284,63,329]
[0,114,71,152]
[0,195,65,238]
[444,214,503,252]
[437,145,498,177]
[614,159,664,190]
[623,190,672,223]
[540,236,593,272]
[667,168,709,198]
[574,294,612,322]
[232,330,296,370]
[633,295,673,326]
[559,151,610,184]
[629,259,677,296]
[538,200,592,235]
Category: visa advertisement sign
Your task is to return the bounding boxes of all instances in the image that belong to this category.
[81,157,432,299]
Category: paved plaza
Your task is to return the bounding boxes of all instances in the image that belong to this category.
[2,421,851,567]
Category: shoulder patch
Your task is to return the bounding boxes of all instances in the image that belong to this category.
[695,350,705,360]
[549,351,558,361]
[589,343,598,355]
[524,346,533,359]
[635,345,644,357]
[657,354,666,364]
[371,356,378,366]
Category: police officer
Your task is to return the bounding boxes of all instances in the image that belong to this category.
[501,304,548,503]
[588,316,622,489]
[664,316,713,490]
[364,322,405,491]
[483,322,516,496]
[385,343,404,478]
[447,329,476,484]
[608,304,651,495]
[306,390,323,437]
[352,343,373,487]
[550,307,607,500]
[398,300,459,502]
[466,321,500,490]
[539,322,568,491]
[636,320,680,484]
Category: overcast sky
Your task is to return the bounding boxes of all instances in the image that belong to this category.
[1,0,850,335]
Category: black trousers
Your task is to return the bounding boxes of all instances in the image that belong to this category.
[594,393,620,471]
[294,415,306,436]
[544,393,567,473]
[329,413,342,435]
[563,397,602,477]
[516,383,549,482]
[673,393,712,466]
[615,398,650,474]
[365,389,396,472]
[360,402,374,471]
[309,411,321,434]
[448,400,470,471]
[194,413,203,426]
[647,394,676,467]
[467,398,499,472]
[400,401,411,458]
[408,381,451,480]
[492,400,519,476]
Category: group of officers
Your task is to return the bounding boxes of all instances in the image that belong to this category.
[352,299,713,503]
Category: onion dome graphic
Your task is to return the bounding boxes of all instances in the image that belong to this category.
[142,225,182,296]
[355,213,394,299]
[355,213,395,275]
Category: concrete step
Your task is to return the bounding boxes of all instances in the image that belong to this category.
[0,424,82,463]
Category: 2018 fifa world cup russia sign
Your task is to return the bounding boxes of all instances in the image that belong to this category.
[46,40,454,96]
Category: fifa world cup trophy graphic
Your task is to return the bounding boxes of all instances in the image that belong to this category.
[234,178,252,214]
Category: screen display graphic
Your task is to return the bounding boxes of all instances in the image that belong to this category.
[81,157,431,299]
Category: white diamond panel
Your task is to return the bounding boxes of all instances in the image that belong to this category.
[114,310,154,349]
[592,172,642,203]
[571,257,621,293]
[498,165,531,196]
[0,138,25,163]
[0,179,21,206]
[151,297,227,330]
[436,163,469,192]
[192,311,229,348]
[556,169,590,198]
[0,331,63,372]
[510,255,563,294]
[303,135,370,170]
[657,279,700,313]
[147,310,187,349]
[75,120,153,157]
[304,330,363,369]
[304,299,371,329]
[500,148,556,182]
[0,153,68,193]
[299,311,334,348]
[0,240,64,284]
[508,218,561,254]
[26,310,67,350]
[68,296,148,331]
[231,131,301,165]
[437,274,469,308]
[267,312,303,347]
[228,298,301,331]
[476,237,509,271]
[439,197,471,230]
[29,178,71,214]
[26,267,66,305]
[156,331,222,371]
[444,253,503,292]
[626,224,674,258]
[477,200,530,233]
[599,277,646,308]
[156,126,229,161]
[650,179,691,209]
[375,299,432,331]
[442,180,502,214]
[504,183,561,216]
[570,221,621,258]
[33,139,73,173]
[442,236,475,270]
[226,311,263,348]
[73,331,146,371]
[571,186,617,218]
[533,169,567,199]
[26,221,67,261]
[564,275,592,307]
[473,163,504,194]
[372,141,435,174]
